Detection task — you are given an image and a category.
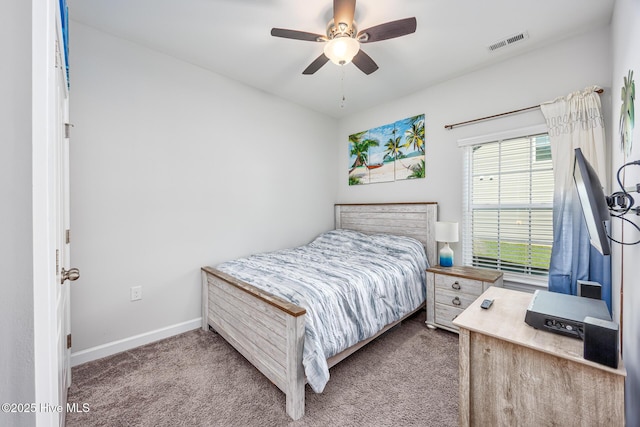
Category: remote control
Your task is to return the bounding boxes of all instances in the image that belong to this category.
[480,298,493,309]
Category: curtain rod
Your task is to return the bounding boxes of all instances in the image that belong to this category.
[444,88,604,130]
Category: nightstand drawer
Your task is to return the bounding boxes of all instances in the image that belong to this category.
[435,288,479,309]
[435,303,463,331]
[434,274,483,296]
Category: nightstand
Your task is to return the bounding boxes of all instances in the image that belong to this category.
[425,265,503,332]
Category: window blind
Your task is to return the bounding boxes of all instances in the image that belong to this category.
[462,132,553,277]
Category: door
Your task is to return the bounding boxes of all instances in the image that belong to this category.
[54,5,77,423]
[33,1,78,425]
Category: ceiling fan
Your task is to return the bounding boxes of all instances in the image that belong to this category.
[271,0,417,75]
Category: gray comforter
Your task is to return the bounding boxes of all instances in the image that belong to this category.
[216,228,429,393]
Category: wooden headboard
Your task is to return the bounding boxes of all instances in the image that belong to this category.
[334,202,438,268]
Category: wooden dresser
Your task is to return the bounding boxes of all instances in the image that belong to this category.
[426,265,503,332]
[453,287,626,427]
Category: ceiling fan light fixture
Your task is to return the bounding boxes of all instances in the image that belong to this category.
[324,36,360,65]
[270,1,416,75]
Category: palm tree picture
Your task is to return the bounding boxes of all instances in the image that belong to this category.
[348,114,425,185]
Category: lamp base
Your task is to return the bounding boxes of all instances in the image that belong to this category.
[439,243,454,267]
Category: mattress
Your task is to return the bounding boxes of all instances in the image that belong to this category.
[215,228,429,393]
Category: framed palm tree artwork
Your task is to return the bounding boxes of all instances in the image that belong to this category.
[348,114,425,185]
[620,70,635,157]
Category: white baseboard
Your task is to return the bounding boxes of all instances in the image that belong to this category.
[70,317,202,367]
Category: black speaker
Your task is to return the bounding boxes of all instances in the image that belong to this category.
[583,316,619,369]
[578,280,602,300]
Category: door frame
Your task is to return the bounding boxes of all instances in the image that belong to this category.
[33,0,66,425]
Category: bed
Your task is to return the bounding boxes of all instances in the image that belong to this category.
[201,202,437,419]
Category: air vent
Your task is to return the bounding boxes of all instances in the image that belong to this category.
[487,31,529,52]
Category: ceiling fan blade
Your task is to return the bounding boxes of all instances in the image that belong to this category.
[357,17,417,43]
[352,49,378,75]
[333,0,356,27]
[302,54,330,75]
[271,28,325,42]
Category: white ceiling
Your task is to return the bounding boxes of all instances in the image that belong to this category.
[68,0,615,118]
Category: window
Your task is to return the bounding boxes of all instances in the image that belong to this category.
[460,126,553,280]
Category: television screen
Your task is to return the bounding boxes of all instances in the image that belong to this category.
[573,148,611,255]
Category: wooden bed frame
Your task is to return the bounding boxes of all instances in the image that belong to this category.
[201,202,437,420]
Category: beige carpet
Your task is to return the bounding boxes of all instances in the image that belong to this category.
[66,312,459,426]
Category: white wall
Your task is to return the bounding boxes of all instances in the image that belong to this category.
[337,26,612,273]
[0,2,35,427]
[69,23,337,352]
[611,0,640,423]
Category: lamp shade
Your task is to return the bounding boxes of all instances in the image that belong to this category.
[435,221,459,243]
[323,36,360,65]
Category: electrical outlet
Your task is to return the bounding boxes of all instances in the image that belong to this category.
[130,286,142,301]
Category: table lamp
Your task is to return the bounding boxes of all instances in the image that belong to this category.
[436,221,459,267]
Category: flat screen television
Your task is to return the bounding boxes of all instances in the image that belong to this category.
[573,148,611,255]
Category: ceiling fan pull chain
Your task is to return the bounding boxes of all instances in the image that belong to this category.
[341,66,346,108]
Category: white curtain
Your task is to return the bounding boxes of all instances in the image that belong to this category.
[540,86,611,308]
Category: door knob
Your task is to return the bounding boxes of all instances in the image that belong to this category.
[61,267,80,284]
